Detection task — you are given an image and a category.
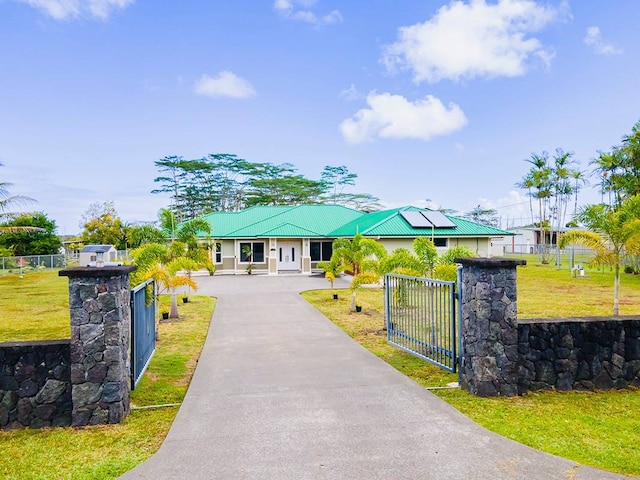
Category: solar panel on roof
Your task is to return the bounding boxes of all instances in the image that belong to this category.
[400,211,432,228]
[421,210,456,228]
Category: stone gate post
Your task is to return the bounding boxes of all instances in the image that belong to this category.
[456,258,525,397]
[59,266,136,426]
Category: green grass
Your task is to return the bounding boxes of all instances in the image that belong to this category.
[302,263,640,476]
[0,271,70,341]
[437,388,640,476]
[517,262,640,317]
[0,277,215,480]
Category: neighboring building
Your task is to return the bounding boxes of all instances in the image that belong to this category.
[493,226,575,254]
[78,244,117,266]
[196,205,512,275]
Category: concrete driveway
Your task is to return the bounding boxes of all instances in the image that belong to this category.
[120,274,630,479]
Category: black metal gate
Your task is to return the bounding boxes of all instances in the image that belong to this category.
[130,279,156,389]
[385,273,459,373]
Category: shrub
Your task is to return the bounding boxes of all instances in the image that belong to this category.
[433,264,458,282]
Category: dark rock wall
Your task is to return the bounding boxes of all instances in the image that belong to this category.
[0,340,71,429]
[518,319,640,392]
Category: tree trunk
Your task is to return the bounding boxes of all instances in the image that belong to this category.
[170,289,179,318]
[351,290,357,312]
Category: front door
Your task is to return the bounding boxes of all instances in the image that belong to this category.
[277,241,300,271]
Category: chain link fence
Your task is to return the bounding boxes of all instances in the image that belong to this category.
[501,244,639,274]
[0,254,68,276]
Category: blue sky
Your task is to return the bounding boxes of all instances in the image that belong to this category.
[1,0,639,235]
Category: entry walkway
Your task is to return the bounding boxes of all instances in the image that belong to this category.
[121,275,626,479]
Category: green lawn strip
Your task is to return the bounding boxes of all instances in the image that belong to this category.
[517,263,640,318]
[0,271,70,341]
[302,271,640,476]
[0,292,215,480]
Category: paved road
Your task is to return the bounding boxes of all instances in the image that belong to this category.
[120,274,630,479]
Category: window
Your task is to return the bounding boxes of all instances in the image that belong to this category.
[240,242,265,263]
[310,241,333,261]
[215,242,222,263]
[434,238,447,247]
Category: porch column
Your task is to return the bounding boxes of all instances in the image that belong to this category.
[268,238,278,275]
[301,238,311,274]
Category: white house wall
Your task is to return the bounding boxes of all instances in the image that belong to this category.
[214,235,498,274]
[377,237,491,257]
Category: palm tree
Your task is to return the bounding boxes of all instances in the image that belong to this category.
[591,149,626,207]
[551,149,574,239]
[515,172,536,228]
[558,195,640,315]
[130,242,200,319]
[317,256,345,298]
[176,218,215,275]
[332,233,387,311]
[412,237,438,277]
[518,153,553,262]
[331,233,386,277]
[570,169,587,222]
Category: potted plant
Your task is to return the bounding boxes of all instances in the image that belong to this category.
[349,272,380,313]
[161,309,169,320]
[182,294,189,303]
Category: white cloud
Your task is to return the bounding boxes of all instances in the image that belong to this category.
[583,26,622,56]
[381,0,563,83]
[274,0,343,27]
[339,84,364,101]
[340,92,468,144]
[193,71,256,99]
[16,0,134,20]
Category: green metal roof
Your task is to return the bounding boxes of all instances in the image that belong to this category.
[199,204,362,239]
[329,206,512,237]
[257,223,321,237]
[196,205,511,239]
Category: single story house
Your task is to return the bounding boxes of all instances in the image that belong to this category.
[196,205,513,275]
[492,226,580,254]
[78,244,118,266]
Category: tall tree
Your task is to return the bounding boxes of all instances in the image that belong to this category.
[570,168,588,223]
[521,152,553,262]
[321,165,357,203]
[246,162,325,206]
[592,149,626,207]
[517,150,583,263]
[591,121,640,208]
[204,153,255,212]
[559,195,640,315]
[152,156,189,223]
[463,205,499,227]
[333,192,382,212]
[152,154,382,215]
[80,201,127,249]
[550,149,575,237]
[0,212,61,255]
